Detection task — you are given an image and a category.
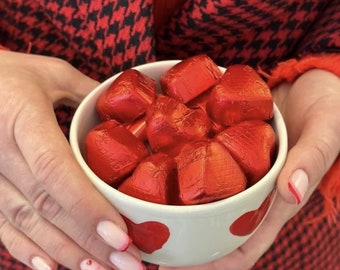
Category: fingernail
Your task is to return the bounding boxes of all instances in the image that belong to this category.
[288,169,309,204]
[31,256,53,270]
[110,251,145,270]
[80,259,106,270]
[97,220,131,251]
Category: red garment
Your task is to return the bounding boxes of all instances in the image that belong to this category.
[0,0,339,269]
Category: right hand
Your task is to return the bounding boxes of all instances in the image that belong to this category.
[0,51,144,270]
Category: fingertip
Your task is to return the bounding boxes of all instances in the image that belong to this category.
[96,220,131,251]
[31,256,56,270]
[287,169,309,204]
[277,168,309,205]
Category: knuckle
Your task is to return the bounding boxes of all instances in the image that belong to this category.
[32,147,66,186]
[312,138,333,174]
[32,150,92,219]
[44,57,78,85]
[67,195,90,219]
[9,203,37,233]
[46,56,71,72]
[30,187,63,221]
[75,230,98,252]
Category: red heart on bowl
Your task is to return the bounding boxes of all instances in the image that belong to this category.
[229,190,275,236]
[123,217,170,254]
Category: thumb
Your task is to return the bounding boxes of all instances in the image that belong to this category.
[2,51,101,107]
[50,67,100,107]
[276,118,340,205]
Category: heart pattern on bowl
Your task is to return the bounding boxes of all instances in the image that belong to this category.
[123,216,170,254]
[229,190,275,236]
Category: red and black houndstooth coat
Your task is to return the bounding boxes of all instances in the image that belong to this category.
[0,0,339,269]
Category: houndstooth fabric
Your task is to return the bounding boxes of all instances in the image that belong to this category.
[0,0,339,269]
[1,0,339,79]
[155,0,340,70]
[0,0,156,81]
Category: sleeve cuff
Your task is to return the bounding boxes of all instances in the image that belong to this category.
[261,53,340,88]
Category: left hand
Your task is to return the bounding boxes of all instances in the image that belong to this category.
[159,69,340,270]
[0,51,143,270]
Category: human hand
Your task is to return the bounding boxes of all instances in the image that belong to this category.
[0,51,145,270]
[159,69,340,270]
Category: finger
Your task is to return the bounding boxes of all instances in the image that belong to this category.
[0,173,112,270]
[1,100,144,267]
[47,58,99,102]
[0,173,145,270]
[278,108,339,203]
[1,51,99,105]
[11,92,129,233]
[38,60,99,107]
[0,135,143,269]
[47,71,99,108]
[0,212,58,270]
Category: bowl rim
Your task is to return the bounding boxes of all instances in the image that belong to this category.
[69,60,288,214]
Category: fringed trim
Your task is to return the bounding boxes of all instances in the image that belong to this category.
[259,53,340,88]
[259,53,340,224]
[316,155,340,224]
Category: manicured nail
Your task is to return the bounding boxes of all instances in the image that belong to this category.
[31,256,53,270]
[80,259,107,270]
[288,169,309,204]
[110,251,145,270]
[97,220,131,251]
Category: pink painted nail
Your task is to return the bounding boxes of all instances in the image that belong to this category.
[80,259,107,270]
[109,251,145,270]
[288,169,309,204]
[31,256,53,270]
[97,220,131,251]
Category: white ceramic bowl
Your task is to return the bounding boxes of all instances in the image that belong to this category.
[69,60,288,267]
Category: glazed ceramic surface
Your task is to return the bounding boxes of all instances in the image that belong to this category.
[69,61,288,267]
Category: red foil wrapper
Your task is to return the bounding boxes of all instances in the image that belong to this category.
[118,153,178,205]
[175,139,247,205]
[160,54,222,103]
[207,64,273,125]
[146,95,211,156]
[216,120,276,186]
[85,120,149,187]
[96,69,156,123]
